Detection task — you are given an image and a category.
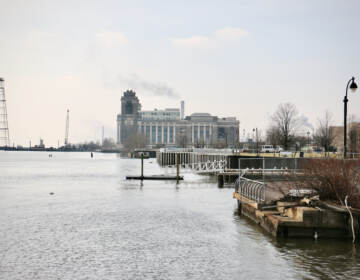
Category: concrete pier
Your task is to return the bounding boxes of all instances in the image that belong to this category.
[157,149,306,189]
[234,192,360,239]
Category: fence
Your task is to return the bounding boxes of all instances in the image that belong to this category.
[237,157,301,170]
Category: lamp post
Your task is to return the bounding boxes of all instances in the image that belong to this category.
[307,131,310,149]
[253,128,259,156]
[343,77,358,158]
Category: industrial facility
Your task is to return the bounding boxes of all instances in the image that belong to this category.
[116,90,239,148]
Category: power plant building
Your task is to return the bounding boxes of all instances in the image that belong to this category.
[117,90,239,148]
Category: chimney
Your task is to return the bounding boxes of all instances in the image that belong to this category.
[181,100,185,120]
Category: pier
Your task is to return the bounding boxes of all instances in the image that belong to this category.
[156,148,306,187]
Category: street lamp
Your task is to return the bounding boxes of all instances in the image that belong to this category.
[307,131,310,148]
[253,128,259,156]
[344,77,358,158]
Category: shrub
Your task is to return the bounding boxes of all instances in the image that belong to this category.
[299,159,360,208]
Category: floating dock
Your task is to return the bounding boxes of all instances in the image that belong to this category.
[126,153,183,181]
[126,175,183,180]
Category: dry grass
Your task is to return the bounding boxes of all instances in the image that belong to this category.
[298,159,360,208]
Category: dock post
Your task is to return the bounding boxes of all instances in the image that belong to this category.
[141,153,144,180]
[218,174,224,188]
[176,153,180,182]
[263,157,265,183]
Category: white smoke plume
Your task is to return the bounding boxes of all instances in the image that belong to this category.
[299,114,314,130]
[118,73,179,99]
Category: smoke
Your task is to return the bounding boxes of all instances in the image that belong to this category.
[299,114,314,130]
[117,73,180,99]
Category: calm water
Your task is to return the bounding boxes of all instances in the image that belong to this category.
[0,151,359,280]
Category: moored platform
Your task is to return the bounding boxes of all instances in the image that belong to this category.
[234,192,359,239]
[126,175,184,180]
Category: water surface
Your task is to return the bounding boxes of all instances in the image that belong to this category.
[0,151,359,279]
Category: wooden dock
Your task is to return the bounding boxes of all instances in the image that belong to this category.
[126,153,183,181]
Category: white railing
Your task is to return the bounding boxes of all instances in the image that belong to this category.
[164,159,227,174]
[159,147,233,155]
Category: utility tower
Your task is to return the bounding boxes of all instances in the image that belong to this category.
[64,109,69,145]
[0,78,10,147]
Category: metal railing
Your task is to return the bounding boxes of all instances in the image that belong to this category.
[159,147,234,155]
[190,160,227,173]
[164,159,227,174]
[234,176,266,203]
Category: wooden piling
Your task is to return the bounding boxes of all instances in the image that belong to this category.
[218,175,224,188]
[176,153,180,182]
[141,153,144,179]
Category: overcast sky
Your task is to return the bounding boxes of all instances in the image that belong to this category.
[1,0,360,147]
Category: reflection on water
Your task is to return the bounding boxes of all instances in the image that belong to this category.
[0,151,359,280]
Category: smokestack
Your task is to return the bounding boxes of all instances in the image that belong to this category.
[181,100,184,119]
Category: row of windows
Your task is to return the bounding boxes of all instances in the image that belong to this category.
[138,124,236,143]
[142,112,178,116]
[141,125,175,144]
[194,126,211,141]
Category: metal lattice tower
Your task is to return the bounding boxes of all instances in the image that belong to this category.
[64,109,69,145]
[0,78,10,147]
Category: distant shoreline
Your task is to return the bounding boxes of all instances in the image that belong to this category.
[0,147,122,153]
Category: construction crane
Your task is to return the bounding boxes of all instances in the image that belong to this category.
[64,109,69,145]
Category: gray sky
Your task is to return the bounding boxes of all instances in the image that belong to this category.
[1,0,360,147]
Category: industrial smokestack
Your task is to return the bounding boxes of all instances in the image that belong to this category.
[181,100,184,119]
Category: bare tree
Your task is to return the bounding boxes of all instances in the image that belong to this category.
[123,133,147,152]
[270,103,302,150]
[293,135,308,152]
[102,138,117,149]
[347,115,359,154]
[266,126,281,147]
[314,111,335,153]
[349,123,360,154]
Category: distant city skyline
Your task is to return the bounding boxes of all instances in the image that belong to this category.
[1,0,359,147]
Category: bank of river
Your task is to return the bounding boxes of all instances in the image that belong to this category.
[0,151,359,279]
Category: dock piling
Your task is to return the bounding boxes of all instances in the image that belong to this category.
[176,153,180,182]
[141,153,144,179]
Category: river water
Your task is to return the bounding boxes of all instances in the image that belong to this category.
[0,151,359,280]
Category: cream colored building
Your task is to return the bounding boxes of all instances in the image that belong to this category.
[330,122,360,153]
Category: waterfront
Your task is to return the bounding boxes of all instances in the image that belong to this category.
[0,151,359,280]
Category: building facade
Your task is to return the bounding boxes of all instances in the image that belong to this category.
[116,91,239,148]
[330,122,360,153]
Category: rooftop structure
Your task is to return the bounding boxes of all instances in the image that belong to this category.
[141,108,180,121]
